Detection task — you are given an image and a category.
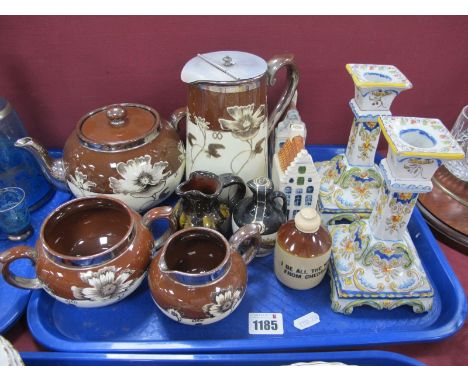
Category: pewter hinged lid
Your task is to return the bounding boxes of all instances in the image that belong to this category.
[181,51,268,84]
[77,103,160,152]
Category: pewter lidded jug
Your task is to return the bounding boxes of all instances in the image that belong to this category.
[171,51,299,182]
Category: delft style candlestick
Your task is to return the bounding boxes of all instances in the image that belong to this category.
[317,64,413,225]
[328,116,464,315]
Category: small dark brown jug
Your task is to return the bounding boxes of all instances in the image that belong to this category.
[232,177,287,256]
[172,171,246,236]
[149,224,261,325]
[0,196,176,308]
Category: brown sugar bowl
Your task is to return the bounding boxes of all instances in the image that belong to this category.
[148,224,261,325]
[0,196,176,308]
[15,103,185,213]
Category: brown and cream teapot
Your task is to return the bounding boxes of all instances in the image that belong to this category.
[0,196,176,308]
[15,103,185,212]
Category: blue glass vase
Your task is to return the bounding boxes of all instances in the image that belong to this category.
[0,98,54,211]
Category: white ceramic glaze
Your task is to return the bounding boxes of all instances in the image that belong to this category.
[329,222,434,314]
[379,116,465,181]
[186,114,268,182]
[67,161,185,212]
[346,64,412,111]
[272,149,320,219]
[328,115,464,314]
[317,64,412,226]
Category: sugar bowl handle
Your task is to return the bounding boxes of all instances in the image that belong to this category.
[266,54,299,136]
[142,206,177,249]
[229,223,262,265]
[219,173,247,209]
[169,107,187,132]
[0,246,42,290]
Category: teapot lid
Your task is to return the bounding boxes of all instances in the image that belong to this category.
[77,103,160,151]
[181,51,268,84]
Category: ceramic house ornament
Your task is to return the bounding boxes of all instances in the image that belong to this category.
[328,116,464,315]
[274,109,306,154]
[316,64,412,225]
[272,136,320,219]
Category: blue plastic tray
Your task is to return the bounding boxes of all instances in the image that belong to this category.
[20,350,424,366]
[26,145,467,353]
[0,189,71,334]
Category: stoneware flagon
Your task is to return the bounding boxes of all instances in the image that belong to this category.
[274,208,332,290]
[172,170,246,236]
[14,103,185,212]
[148,224,261,325]
[171,51,299,182]
[0,196,176,308]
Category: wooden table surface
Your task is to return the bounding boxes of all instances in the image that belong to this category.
[4,241,467,366]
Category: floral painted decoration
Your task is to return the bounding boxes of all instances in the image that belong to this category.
[218,104,265,141]
[68,169,97,195]
[202,287,243,317]
[71,266,135,302]
[109,155,171,198]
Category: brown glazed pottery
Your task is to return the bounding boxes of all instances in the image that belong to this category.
[274,208,332,290]
[15,103,185,212]
[173,170,246,236]
[171,51,299,182]
[0,196,176,308]
[148,224,261,325]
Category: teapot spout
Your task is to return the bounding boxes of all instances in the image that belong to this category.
[15,137,68,191]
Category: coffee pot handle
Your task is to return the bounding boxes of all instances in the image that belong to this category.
[266,54,299,136]
[0,246,42,290]
[169,106,187,132]
[229,223,262,265]
[219,173,246,209]
[271,190,288,215]
[142,206,177,250]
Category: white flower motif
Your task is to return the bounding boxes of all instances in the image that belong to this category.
[202,287,243,317]
[71,266,134,302]
[218,104,265,141]
[166,308,183,322]
[109,155,171,198]
[193,116,210,130]
[69,169,96,191]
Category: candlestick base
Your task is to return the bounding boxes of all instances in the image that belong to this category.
[316,154,383,225]
[328,219,434,315]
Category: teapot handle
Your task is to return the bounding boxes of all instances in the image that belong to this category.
[219,173,246,209]
[169,106,187,132]
[266,54,299,136]
[142,206,177,250]
[271,190,288,216]
[0,246,42,290]
[229,223,262,265]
